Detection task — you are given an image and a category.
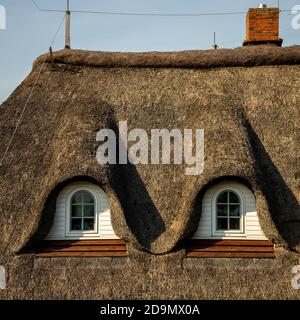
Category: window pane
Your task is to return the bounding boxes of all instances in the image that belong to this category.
[71,191,83,204]
[229,218,240,230]
[217,204,227,217]
[229,205,240,217]
[83,218,94,231]
[71,219,82,231]
[229,192,239,203]
[83,191,94,204]
[217,218,228,230]
[217,191,227,203]
[71,204,82,217]
[83,204,94,217]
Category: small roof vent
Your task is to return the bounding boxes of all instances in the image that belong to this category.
[258,4,267,8]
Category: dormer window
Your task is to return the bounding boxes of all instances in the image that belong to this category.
[46,182,119,240]
[186,181,274,258]
[65,187,99,237]
[70,190,96,232]
[216,191,241,230]
[36,181,127,257]
[213,190,244,236]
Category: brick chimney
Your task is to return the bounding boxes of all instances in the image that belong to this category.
[243,4,282,47]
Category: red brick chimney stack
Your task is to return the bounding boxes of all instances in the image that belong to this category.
[243,4,282,47]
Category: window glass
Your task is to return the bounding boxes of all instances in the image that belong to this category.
[71,205,82,217]
[216,191,240,231]
[217,218,228,230]
[229,219,240,230]
[71,219,82,231]
[229,192,239,203]
[217,204,227,217]
[71,192,82,204]
[217,191,227,203]
[83,191,94,204]
[70,190,95,231]
[229,205,240,217]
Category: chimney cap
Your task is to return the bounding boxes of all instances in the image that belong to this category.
[258,4,267,8]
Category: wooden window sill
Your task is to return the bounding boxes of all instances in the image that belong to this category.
[185,239,275,258]
[35,239,128,257]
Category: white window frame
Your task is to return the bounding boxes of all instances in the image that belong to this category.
[211,187,245,238]
[65,187,99,238]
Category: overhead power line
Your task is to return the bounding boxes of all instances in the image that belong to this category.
[31,1,292,17]
[0,14,65,168]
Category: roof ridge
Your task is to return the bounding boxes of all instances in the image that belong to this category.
[34,45,300,69]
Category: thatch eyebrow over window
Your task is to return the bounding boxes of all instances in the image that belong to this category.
[186,181,274,258]
[35,181,127,257]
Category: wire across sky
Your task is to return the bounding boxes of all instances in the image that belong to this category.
[31,0,292,17]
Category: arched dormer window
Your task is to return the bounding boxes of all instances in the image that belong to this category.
[69,190,96,233]
[213,189,244,237]
[192,181,265,240]
[216,190,241,230]
[187,181,274,258]
[46,182,117,240]
[36,182,127,257]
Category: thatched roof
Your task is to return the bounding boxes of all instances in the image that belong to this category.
[0,46,299,299]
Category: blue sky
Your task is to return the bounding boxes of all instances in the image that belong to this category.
[0,0,299,103]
